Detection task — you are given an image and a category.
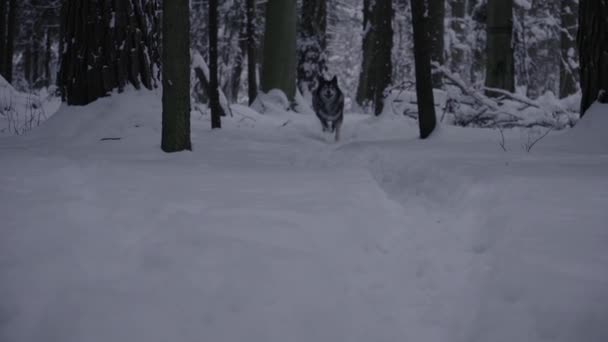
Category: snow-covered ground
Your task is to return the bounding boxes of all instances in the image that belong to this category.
[1,89,607,342]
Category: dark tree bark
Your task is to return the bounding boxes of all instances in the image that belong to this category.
[560,0,579,98]
[32,32,40,88]
[0,0,6,77]
[209,0,221,129]
[4,0,16,83]
[450,0,467,77]
[261,0,297,102]
[429,0,445,87]
[485,0,515,94]
[578,0,608,116]
[356,0,393,115]
[58,0,161,106]
[162,0,191,152]
[297,0,327,94]
[246,0,258,105]
[45,28,52,87]
[411,0,437,139]
[24,39,31,84]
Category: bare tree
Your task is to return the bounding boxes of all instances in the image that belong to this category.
[560,0,579,98]
[577,0,607,116]
[209,0,221,129]
[411,0,437,139]
[161,0,191,152]
[429,0,445,88]
[246,0,258,105]
[261,0,297,101]
[356,0,393,115]
[485,0,515,94]
[4,0,17,83]
[298,0,327,95]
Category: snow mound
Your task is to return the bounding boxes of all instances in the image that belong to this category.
[544,102,608,154]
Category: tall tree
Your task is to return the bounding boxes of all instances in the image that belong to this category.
[429,0,445,87]
[4,0,16,83]
[209,0,221,129]
[578,0,608,116]
[246,0,258,105]
[411,0,437,139]
[0,0,6,77]
[261,0,297,102]
[297,0,327,95]
[449,0,467,78]
[58,0,161,105]
[161,0,191,152]
[356,0,393,115]
[560,0,579,98]
[485,0,515,93]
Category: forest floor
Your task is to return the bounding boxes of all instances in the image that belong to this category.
[1,89,607,342]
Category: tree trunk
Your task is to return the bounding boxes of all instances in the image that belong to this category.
[429,0,445,87]
[161,0,191,152]
[297,0,327,94]
[0,0,6,78]
[485,0,515,94]
[59,0,160,106]
[32,32,40,88]
[261,0,297,102]
[356,0,393,115]
[209,0,221,129]
[411,0,437,139]
[45,28,52,87]
[578,0,608,116]
[450,0,467,78]
[24,40,31,85]
[560,0,578,98]
[4,0,16,83]
[246,0,258,105]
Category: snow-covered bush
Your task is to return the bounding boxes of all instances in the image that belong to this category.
[0,76,55,136]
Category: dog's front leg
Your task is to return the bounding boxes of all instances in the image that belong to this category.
[335,121,342,142]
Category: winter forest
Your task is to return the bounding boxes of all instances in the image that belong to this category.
[1,0,608,341]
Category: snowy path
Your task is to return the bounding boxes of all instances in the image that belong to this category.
[0,148,481,342]
[1,93,607,342]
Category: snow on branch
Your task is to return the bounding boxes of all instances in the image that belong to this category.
[191,50,233,117]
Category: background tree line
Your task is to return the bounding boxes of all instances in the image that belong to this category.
[0,0,606,151]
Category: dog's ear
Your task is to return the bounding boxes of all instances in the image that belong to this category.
[317,76,326,86]
[331,76,338,84]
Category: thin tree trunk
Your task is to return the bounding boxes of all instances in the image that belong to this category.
[450,0,467,77]
[0,0,6,77]
[32,33,40,88]
[298,0,327,94]
[261,0,297,102]
[429,0,445,87]
[5,0,16,83]
[411,0,437,138]
[560,0,578,98]
[209,0,221,129]
[356,0,393,115]
[485,0,515,94]
[578,0,608,116]
[45,28,52,87]
[246,0,258,105]
[161,0,191,151]
[24,40,31,85]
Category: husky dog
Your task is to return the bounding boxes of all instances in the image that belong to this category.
[313,76,345,141]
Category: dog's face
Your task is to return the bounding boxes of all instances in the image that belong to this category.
[317,76,340,101]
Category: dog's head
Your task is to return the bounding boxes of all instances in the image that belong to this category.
[317,76,341,101]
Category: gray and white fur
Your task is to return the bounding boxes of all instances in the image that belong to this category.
[312,76,345,142]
